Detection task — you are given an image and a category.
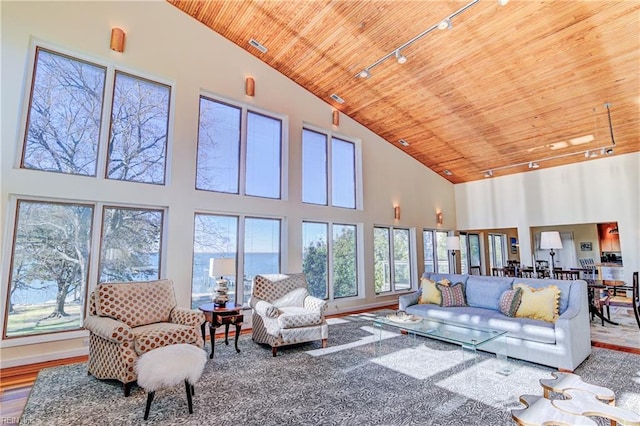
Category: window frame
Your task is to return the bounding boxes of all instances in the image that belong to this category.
[374,225,416,294]
[423,229,454,274]
[190,212,284,308]
[302,220,363,301]
[196,93,288,200]
[301,123,362,210]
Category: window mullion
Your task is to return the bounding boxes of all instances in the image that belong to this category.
[239,108,248,196]
[389,227,396,292]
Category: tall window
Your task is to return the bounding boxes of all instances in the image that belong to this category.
[21,48,171,184]
[21,48,106,176]
[302,128,358,209]
[99,207,164,282]
[488,233,506,270]
[5,200,94,337]
[191,214,281,308]
[374,227,413,293]
[246,112,282,198]
[460,234,469,274]
[243,218,281,299]
[107,72,170,184]
[196,96,283,199]
[196,99,241,193]
[302,129,327,205]
[423,230,451,273]
[302,222,358,300]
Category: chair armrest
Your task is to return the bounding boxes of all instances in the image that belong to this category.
[253,300,281,318]
[83,315,133,344]
[304,295,327,313]
[398,291,421,311]
[170,307,205,327]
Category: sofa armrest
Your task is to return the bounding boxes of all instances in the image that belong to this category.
[253,300,281,318]
[170,307,205,327]
[83,315,133,344]
[399,291,421,311]
[304,295,327,313]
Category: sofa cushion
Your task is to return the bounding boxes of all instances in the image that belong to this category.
[425,273,469,286]
[96,279,176,328]
[438,282,467,307]
[499,287,522,317]
[514,283,560,323]
[405,304,556,344]
[419,278,449,305]
[465,275,513,311]
[512,278,572,314]
[133,322,202,355]
[277,306,323,329]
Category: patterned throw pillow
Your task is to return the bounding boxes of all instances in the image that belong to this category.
[419,278,450,304]
[499,287,523,317]
[437,282,467,307]
[514,283,561,323]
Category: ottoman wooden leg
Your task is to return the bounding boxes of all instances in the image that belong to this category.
[185,380,193,414]
[144,391,155,420]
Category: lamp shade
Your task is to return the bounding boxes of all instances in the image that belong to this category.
[209,258,236,278]
[540,231,563,250]
[446,236,461,251]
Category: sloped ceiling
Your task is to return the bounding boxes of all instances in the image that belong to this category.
[168,0,640,183]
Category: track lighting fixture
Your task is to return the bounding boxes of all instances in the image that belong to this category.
[356,0,482,79]
[481,103,617,178]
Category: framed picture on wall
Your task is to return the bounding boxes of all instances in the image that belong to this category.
[510,237,518,254]
[580,242,592,251]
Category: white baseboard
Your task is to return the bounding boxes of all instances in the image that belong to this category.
[0,347,89,369]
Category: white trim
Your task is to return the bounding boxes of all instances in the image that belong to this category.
[0,346,89,369]
[0,329,88,349]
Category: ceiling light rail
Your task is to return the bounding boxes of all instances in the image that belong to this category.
[356,0,507,79]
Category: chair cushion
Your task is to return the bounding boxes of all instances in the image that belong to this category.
[133,322,201,355]
[272,287,309,308]
[277,307,324,329]
[96,279,176,328]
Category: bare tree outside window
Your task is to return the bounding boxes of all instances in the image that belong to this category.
[99,207,163,283]
[5,200,93,337]
[21,48,106,176]
[107,72,170,184]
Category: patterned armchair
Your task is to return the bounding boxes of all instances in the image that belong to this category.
[249,273,328,356]
[83,279,205,396]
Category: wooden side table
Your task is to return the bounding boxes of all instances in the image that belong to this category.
[198,302,243,359]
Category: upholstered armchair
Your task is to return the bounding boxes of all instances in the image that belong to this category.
[249,273,328,356]
[83,279,205,396]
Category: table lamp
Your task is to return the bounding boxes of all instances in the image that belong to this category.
[540,231,563,279]
[209,258,235,307]
[447,236,461,274]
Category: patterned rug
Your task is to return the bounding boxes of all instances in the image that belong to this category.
[21,311,640,425]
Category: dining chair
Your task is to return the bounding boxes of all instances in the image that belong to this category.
[601,272,640,329]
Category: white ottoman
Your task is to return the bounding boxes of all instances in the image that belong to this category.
[136,344,207,420]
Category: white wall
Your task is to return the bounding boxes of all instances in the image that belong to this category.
[455,152,640,284]
[0,2,455,366]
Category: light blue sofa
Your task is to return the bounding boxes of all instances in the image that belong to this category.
[398,273,592,371]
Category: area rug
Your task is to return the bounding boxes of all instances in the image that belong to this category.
[21,312,640,425]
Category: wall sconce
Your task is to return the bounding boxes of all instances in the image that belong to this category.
[110,28,125,53]
[394,205,401,220]
[436,212,443,225]
[332,110,339,126]
[245,77,255,97]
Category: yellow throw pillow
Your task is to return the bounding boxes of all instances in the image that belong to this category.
[419,278,450,304]
[514,283,560,323]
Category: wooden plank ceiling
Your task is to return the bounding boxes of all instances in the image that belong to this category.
[168,0,640,183]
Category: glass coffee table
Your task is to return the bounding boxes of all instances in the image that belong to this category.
[373,314,513,375]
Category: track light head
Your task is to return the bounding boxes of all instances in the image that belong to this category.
[528,162,539,169]
[395,50,407,64]
[438,18,452,30]
[605,147,614,155]
[358,69,371,79]
[484,170,493,178]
